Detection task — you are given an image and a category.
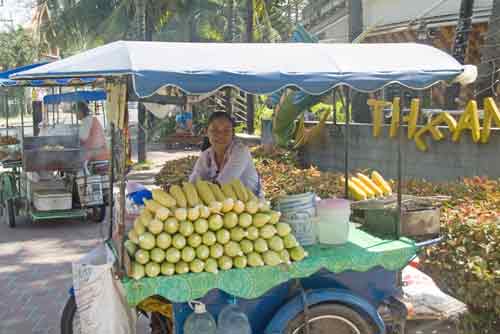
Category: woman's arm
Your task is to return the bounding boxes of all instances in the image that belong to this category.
[189,152,208,183]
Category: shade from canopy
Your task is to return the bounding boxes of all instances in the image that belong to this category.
[11,41,477,97]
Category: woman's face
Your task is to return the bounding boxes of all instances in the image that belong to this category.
[208,117,233,148]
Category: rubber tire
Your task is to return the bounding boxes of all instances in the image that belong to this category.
[89,205,106,223]
[60,295,77,334]
[285,303,375,334]
[3,198,16,228]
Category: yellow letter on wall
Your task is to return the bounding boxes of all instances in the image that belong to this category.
[413,112,457,152]
[389,97,400,138]
[368,99,391,138]
[481,97,500,143]
[406,98,420,139]
[452,100,481,143]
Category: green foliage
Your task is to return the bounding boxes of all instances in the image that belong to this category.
[423,219,500,310]
[43,0,307,55]
[309,102,347,123]
[0,27,36,69]
[254,96,273,135]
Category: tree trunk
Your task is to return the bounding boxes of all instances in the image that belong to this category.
[445,0,475,109]
[477,0,500,107]
[227,0,235,41]
[246,0,255,134]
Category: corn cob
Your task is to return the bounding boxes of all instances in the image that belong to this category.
[371,171,392,196]
[195,180,216,205]
[156,207,171,221]
[221,183,237,200]
[231,179,249,202]
[341,177,367,201]
[152,189,176,208]
[144,199,163,213]
[182,182,200,207]
[350,177,375,198]
[246,186,258,202]
[208,183,226,202]
[356,173,383,197]
[169,184,187,208]
[139,209,153,227]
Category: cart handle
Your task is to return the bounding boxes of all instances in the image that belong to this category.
[415,236,443,249]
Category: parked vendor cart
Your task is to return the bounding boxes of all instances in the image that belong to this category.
[0,67,109,227]
[11,41,476,334]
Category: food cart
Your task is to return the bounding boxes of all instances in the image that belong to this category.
[11,41,476,334]
[0,66,109,227]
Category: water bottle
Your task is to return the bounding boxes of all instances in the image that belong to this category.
[216,301,252,334]
[183,302,217,334]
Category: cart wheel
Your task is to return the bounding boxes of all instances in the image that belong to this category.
[61,295,80,334]
[150,312,172,334]
[88,205,106,223]
[285,304,375,334]
[2,198,16,228]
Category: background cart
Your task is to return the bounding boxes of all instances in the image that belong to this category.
[0,67,109,227]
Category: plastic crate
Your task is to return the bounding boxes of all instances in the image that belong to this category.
[76,175,106,206]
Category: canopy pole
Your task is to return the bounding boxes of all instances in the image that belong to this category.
[51,87,55,125]
[21,96,25,140]
[107,122,115,241]
[344,86,351,199]
[397,91,404,238]
[333,88,337,126]
[5,91,9,137]
[57,87,61,124]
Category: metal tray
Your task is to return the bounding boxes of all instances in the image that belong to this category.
[353,205,441,239]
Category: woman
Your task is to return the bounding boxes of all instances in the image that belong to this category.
[189,112,261,197]
[77,101,110,162]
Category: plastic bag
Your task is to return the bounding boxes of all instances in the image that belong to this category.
[72,243,137,334]
[402,265,468,320]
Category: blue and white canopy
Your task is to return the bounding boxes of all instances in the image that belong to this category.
[11,41,477,97]
[1,62,100,87]
[43,90,106,105]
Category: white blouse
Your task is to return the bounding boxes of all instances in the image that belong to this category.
[189,140,261,197]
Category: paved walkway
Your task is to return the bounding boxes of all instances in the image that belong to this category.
[0,150,194,334]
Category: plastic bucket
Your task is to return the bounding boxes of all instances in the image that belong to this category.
[316,198,351,245]
[276,192,317,245]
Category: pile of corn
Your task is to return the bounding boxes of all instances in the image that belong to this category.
[125,179,307,279]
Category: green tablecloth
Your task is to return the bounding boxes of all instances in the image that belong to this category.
[123,225,416,306]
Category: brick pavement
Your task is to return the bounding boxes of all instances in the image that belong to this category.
[0,150,194,334]
[0,217,106,334]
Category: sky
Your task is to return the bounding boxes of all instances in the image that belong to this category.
[0,0,34,31]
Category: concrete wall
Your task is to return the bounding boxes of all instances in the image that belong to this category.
[300,123,500,181]
[362,0,492,28]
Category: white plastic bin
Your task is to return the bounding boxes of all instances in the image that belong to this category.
[275,192,317,246]
[316,198,351,245]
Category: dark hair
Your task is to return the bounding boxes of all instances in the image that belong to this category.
[77,101,91,117]
[207,111,236,128]
[200,112,235,151]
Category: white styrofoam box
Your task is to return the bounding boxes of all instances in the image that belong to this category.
[33,190,72,211]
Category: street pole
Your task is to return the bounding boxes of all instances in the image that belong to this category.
[444,0,475,109]
[136,0,148,163]
[246,0,255,134]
